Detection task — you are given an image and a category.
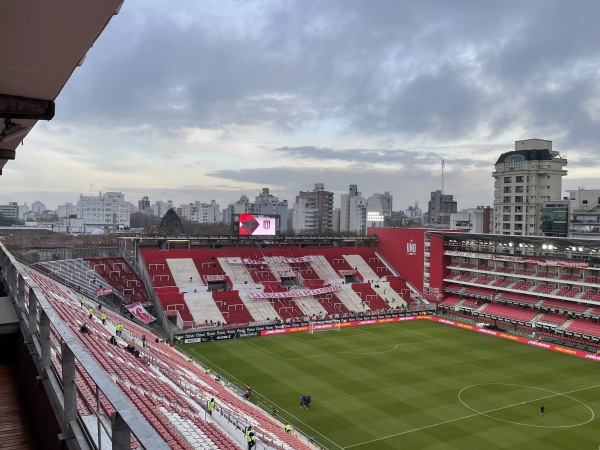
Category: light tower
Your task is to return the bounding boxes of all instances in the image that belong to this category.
[441,160,445,194]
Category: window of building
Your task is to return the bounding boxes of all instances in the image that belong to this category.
[503,206,511,212]
[503,196,511,202]
[505,155,525,171]
[514,215,523,221]
[504,187,512,193]
[515,186,524,193]
[514,224,523,231]
[515,196,523,203]
[515,206,523,212]
[503,215,511,221]
[504,176,512,183]
[503,223,511,230]
[516,176,524,183]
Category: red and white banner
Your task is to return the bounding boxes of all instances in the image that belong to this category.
[96,287,113,296]
[125,302,156,324]
[339,270,357,276]
[226,258,265,265]
[204,275,228,282]
[286,256,314,263]
[249,285,340,299]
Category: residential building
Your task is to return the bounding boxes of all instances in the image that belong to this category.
[426,190,457,225]
[57,202,78,218]
[0,202,19,219]
[340,185,367,234]
[450,206,492,233]
[567,189,600,239]
[405,201,423,225]
[31,200,46,215]
[492,139,567,236]
[151,200,173,218]
[367,192,393,220]
[177,200,220,223]
[292,183,335,233]
[251,188,288,232]
[77,191,131,230]
[138,196,151,214]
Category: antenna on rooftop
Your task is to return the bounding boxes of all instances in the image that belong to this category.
[441,160,445,194]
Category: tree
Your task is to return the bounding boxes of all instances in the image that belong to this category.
[158,209,184,235]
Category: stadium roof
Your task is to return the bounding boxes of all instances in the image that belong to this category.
[0,0,123,173]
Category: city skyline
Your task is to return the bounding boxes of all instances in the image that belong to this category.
[2,0,600,211]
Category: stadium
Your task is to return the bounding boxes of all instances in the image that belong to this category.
[3,2,600,450]
[3,227,600,449]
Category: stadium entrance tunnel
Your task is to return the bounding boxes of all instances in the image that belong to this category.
[458,383,594,428]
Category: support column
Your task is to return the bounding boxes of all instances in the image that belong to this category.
[39,310,51,370]
[111,411,131,450]
[62,344,77,436]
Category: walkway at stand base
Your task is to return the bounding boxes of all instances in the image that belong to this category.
[0,366,36,450]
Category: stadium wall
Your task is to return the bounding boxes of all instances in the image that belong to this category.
[428,232,450,294]
[369,228,427,291]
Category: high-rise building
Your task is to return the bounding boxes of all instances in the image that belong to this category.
[426,190,457,225]
[492,139,567,236]
[77,192,131,230]
[177,200,220,223]
[292,183,334,233]
[222,196,251,225]
[57,202,78,218]
[31,201,46,215]
[252,188,289,232]
[138,196,151,214]
[405,201,423,224]
[151,200,173,218]
[340,185,367,234]
[367,192,393,220]
[0,202,19,219]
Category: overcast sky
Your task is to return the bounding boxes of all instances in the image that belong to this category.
[3,0,600,212]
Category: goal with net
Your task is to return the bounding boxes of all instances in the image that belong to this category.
[308,319,341,334]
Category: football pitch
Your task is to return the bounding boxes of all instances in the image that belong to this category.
[182,321,600,449]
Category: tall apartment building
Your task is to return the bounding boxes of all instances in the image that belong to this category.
[138,196,151,214]
[151,200,173,218]
[367,191,393,219]
[292,183,334,233]
[340,184,367,234]
[57,202,78,218]
[177,200,220,223]
[426,190,457,225]
[0,202,19,219]
[77,192,131,230]
[492,139,567,236]
[251,188,289,232]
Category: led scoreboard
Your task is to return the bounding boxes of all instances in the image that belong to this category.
[238,214,277,236]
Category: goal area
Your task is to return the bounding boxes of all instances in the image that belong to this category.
[308,319,341,334]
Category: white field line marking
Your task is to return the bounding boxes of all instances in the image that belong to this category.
[343,384,600,449]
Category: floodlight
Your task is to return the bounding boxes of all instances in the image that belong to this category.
[0,118,31,143]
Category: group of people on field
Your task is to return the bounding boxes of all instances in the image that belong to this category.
[300,393,311,409]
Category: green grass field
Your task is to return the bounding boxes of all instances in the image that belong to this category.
[182,321,600,449]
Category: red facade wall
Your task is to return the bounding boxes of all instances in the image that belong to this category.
[368,228,427,292]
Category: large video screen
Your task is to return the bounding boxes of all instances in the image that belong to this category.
[239,214,277,236]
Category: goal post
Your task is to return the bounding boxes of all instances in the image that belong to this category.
[308,319,341,334]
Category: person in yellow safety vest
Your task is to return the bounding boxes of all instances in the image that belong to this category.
[284,423,292,433]
[245,425,255,449]
[80,297,85,307]
[88,307,94,319]
[116,323,123,337]
[205,368,211,375]
[176,335,182,345]
[208,398,216,416]
[101,312,107,325]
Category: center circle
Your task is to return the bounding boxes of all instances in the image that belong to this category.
[458,383,594,428]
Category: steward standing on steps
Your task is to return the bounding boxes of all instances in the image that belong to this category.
[245,426,255,449]
[88,307,94,319]
[101,312,107,325]
[208,398,216,416]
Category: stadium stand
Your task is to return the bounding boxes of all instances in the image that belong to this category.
[565,318,600,337]
[26,268,312,450]
[539,299,588,314]
[479,303,538,322]
[537,312,569,326]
